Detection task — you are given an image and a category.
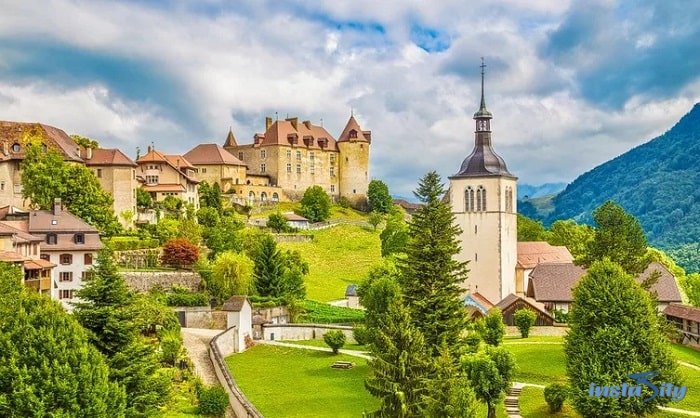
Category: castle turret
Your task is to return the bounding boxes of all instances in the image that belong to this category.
[336,115,371,208]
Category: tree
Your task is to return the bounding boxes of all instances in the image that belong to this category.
[204,216,244,260]
[368,210,383,231]
[267,212,290,232]
[513,309,537,338]
[480,308,506,346]
[420,347,478,417]
[137,188,153,210]
[161,195,184,213]
[564,259,681,417]
[0,263,126,417]
[365,301,431,417]
[210,251,255,300]
[517,213,548,241]
[357,259,403,346]
[161,237,200,268]
[464,346,516,418]
[120,209,135,228]
[323,330,346,354]
[177,217,202,245]
[546,219,594,260]
[579,200,651,276]
[300,185,331,222]
[197,206,220,228]
[70,133,100,149]
[544,383,568,413]
[253,235,288,298]
[380,205,409,257]
[398,171,469,355]
[21,139,121,235]
[199,181,223,212]
[367,179,393,214]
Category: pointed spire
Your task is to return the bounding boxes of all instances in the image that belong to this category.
[224,127,237,147]
[473,57,493,119]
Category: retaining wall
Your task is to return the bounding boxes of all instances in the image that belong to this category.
[122,271,202,293]
[262,323,355,342]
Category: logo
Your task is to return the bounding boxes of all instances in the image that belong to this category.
[589,371,687,404]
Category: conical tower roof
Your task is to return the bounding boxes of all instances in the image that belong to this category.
[224,128,237,147]
[337,115,370,143]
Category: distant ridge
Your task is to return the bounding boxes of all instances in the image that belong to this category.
[517,183,566,200]
[545,103,700,271]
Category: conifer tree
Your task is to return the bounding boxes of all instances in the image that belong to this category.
[421,347,478,418]
[398,171,469,354]
[565,259,681,417]
[253,235,287,297]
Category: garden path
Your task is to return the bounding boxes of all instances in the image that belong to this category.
[181,327,221,386]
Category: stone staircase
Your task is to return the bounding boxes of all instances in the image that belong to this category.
[505,385,522,418]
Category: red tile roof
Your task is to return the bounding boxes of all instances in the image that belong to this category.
[137,148,198,183]
[24,259,55,270]
[282,213,308,222]
[471,292,494,309]
[337,115,371,143]
[141,184,186,193]
[255,118,338,151]
[664,304,700,323]
[517,241,574,269]
[639,262,683,303]
[0,121,83,162]
[0,250,28,262]
[183,144,246,166]
[222,295,249,312]
[85,148,137,167]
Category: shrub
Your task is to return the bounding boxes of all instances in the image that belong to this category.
[480,308,506,346]
[165,290,210,307]
[197,385,229,417]
[159,328,182,366]
[161,238,199,268]
[267,212,290,232]
[323,330,346,354]
[465,333,481,353]
[513,308,537,338]
[338,197,350,209]
[544,383,568,413]
[353,326,369,345]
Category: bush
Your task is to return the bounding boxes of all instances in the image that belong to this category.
[465,333,481,353]
[106,236,159,251]
[480,308,506,346]
[165,289,210,307]
[353,326,369,345]
[544,383,568,413]
[158,328,182,366]
[161,238,199,268]
[513,308,537,338]
[267,212,290,232]
[323,330,346,354]
[297,300,366,324]
[197,385,229,417]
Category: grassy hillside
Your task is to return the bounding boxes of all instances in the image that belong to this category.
[278,224,382,302]
[250,202,369,221]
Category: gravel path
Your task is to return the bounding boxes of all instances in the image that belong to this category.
[181,327,222,386]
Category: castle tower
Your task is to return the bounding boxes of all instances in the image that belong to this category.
[448,59,517,305]
[337,115,371,208]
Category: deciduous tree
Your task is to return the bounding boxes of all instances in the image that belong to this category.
[480,308,506,346]
[161,237,200,268]
[367,179,393,214]
[300,185,331,222]
[210,251,255,300]
[513,309,537,338]
[380,205,409,257]
[464,347,516,418]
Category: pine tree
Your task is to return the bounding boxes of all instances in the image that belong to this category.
[398,171,469,354]
[253,235,287,297]
[565,259,681,417]
[421,347,478,417]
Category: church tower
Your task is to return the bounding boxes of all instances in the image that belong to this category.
[448,59,517,305]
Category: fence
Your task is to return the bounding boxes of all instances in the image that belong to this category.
[209,328,264,418]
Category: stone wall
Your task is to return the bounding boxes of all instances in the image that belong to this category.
[173,306,227,330]
[123,271,202,293]
[209,328,264,418]
[262,323,355,342]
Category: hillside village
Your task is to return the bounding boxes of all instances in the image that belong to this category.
[3,65,700,418]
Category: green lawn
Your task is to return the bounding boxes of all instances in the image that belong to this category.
[286,339,368,352]
[226,344,378,417]
[250,202,369,222]
[671,343,700,367]
[507,341,568,384]
[278,224,382,301]
[503,335,565,343]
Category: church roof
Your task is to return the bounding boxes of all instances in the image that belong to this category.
[184,144,246,166]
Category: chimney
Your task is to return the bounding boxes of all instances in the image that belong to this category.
[303,120,312,129]
[147,145,152,153]
[53,198,62,216]
[286,117,298,130]
[86,147,93,160]
[265,117,272,130]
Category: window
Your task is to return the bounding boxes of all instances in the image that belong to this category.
[145,175,159,184]
[353,189,356,194]
[248,191,255,202]
[286,163,292,173]
[46,234,57,245]
[505,186,513,213]
[296,151,302,160]
[272,192,279,202]
[84,253,93,265]
[59,272,73,282]
[345,157,349,162]
[201,168,207,174]
[465,187,475,212]
[40,254,50,262]
[287,150,292,159]
[309,152,315,161]
[11,143,20,153]
[330,167,335,177]
[330,154,336,164]
[330,185,335,193]
[360,144,364,149]
[310,164,315,175]
[260,163,266,173]
[0,181,4,191]
[349,129,358,139]
[74,234,85,244]
[82,271,95,280]
[238,152,244,161]
[261,192,268,202]
[261,149,266,159]
[476,185,486,212]
[296,164,301,174]
[96,169,102,178]
[59,289,74,299]
[60,254,73,265]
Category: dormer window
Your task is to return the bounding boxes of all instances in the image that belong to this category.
[349,130,358,139]
[74,233,85,244]
[11,143,20,153]
[46,233,57,245]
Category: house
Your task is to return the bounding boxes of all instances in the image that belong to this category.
[664,304,700,348]
[283,212,309,229]
[84,148,138,229]
[0,221,54,295]
[136,146,199,210]
[392,199,422,216]
[516,242,573,295]
[25,199,103,310]
[223,115,371,207]
[493,293,553,326]
[527,261,682,314]
[222,295,253,353]
[464,292,495,318]
[182,143,248,193]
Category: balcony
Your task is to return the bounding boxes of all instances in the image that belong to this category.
[25,277,51,293]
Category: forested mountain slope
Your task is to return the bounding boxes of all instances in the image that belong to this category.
[545,103,700,271]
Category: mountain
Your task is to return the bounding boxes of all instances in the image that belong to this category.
[545,103,700,271]
[517,183,567,200]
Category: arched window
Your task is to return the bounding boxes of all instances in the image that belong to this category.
[261,192,268,202]
[476,186,486,212]
[272,192,279,202]
[248,191,255,202]
[505,186,513,213]
[465,187,475,212]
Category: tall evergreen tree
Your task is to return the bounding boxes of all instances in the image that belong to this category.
[253,235,287,297]
[0,263,126,417]
[565,259,681,417]
[421,347,478,418]
[398,171,469,354]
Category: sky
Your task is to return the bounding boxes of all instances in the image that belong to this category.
[2,0,700,198]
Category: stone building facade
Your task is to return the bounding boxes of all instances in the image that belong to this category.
[84,148,138,229]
